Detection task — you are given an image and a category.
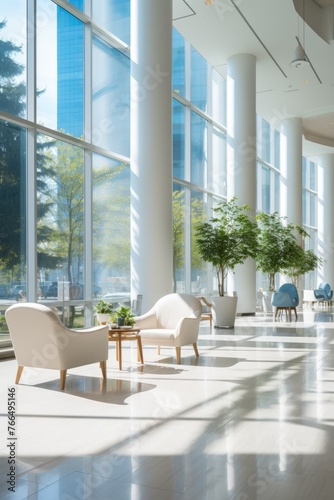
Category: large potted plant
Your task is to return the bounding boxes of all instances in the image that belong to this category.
[256,213,316,311]
[195,197,258,328]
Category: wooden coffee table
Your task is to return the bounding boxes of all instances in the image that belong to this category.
[108,327,144,370]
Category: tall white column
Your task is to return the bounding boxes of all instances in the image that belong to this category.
[317,154,334,286]
[280,118,303,225]
[130,0,173,312]
[227,54,257,314]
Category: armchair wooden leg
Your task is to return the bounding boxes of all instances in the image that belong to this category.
[100,361,107,379]
[193,343,199,357]
[15,365,24,384]
[60,370,67,390]
[157,346,161,355]
[175,347,181,364]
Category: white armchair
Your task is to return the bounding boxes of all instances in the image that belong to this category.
[5,303,109,390]
[134,293,202,364]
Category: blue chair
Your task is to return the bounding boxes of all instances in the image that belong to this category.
[314,282,333,306]
[271,283,299,321]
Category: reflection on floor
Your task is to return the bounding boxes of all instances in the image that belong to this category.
[1,310,334,499]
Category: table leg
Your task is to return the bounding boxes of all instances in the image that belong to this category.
[137,336,144,364]
[118,333,122,370]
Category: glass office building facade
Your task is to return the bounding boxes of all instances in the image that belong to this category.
[0,0,318,338]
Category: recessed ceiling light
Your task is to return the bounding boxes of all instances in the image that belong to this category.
[329,121,334,125]
[205,0,214,5]
[301,79,309,84]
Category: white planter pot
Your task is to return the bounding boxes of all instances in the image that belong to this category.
[96,313,110,325]
[211,295,238,328]
[262,291,273,313]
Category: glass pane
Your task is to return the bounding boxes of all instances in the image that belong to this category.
[274,129,280,169]
[310,161,316,191]
[260,119,270,164]
[172,28,185,98]
[191,111,207,186]
[191,48,207,112]
[191,190,207,294]
[92,35,130,157]
[212,69,226,126]
[274,171,280,212]
[173,99,185,180]
[212,126,227,196]
[0,3,27,118]
[310,192,316,227]
[37,135,84,309]
[261,165,270,213]
[173,185,185,293]
[37,0,84,138]
[302,157,306,188]
[93,154,130,306]
[0,120,26,331]
[92,0,130,45]
[302,190,307,226]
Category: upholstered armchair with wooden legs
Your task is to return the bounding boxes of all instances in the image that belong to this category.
[271,283,299,321]
[134,293,202,364]
[5,303,109,390]
[314,282,333,306]
[198,296,213,328]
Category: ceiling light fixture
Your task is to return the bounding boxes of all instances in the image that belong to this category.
[290,0,322,83]
[290,43,308,68]
[205,0,214,5]
[290,0,309,68]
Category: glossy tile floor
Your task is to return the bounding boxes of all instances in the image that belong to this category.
[1,308,334,499]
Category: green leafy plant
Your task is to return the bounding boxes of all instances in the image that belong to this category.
[94,300,113,315]
[111,305,135,326]
[195,197,258,296]
[256,212,320,291]
[282,243,323,287]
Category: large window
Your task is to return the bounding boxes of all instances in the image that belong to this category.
[0,0,131,336]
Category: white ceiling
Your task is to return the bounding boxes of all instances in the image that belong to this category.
[172,0,334,160]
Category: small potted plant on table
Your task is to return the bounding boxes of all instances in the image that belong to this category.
[94,300,113,325]
[111,305,136,327]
